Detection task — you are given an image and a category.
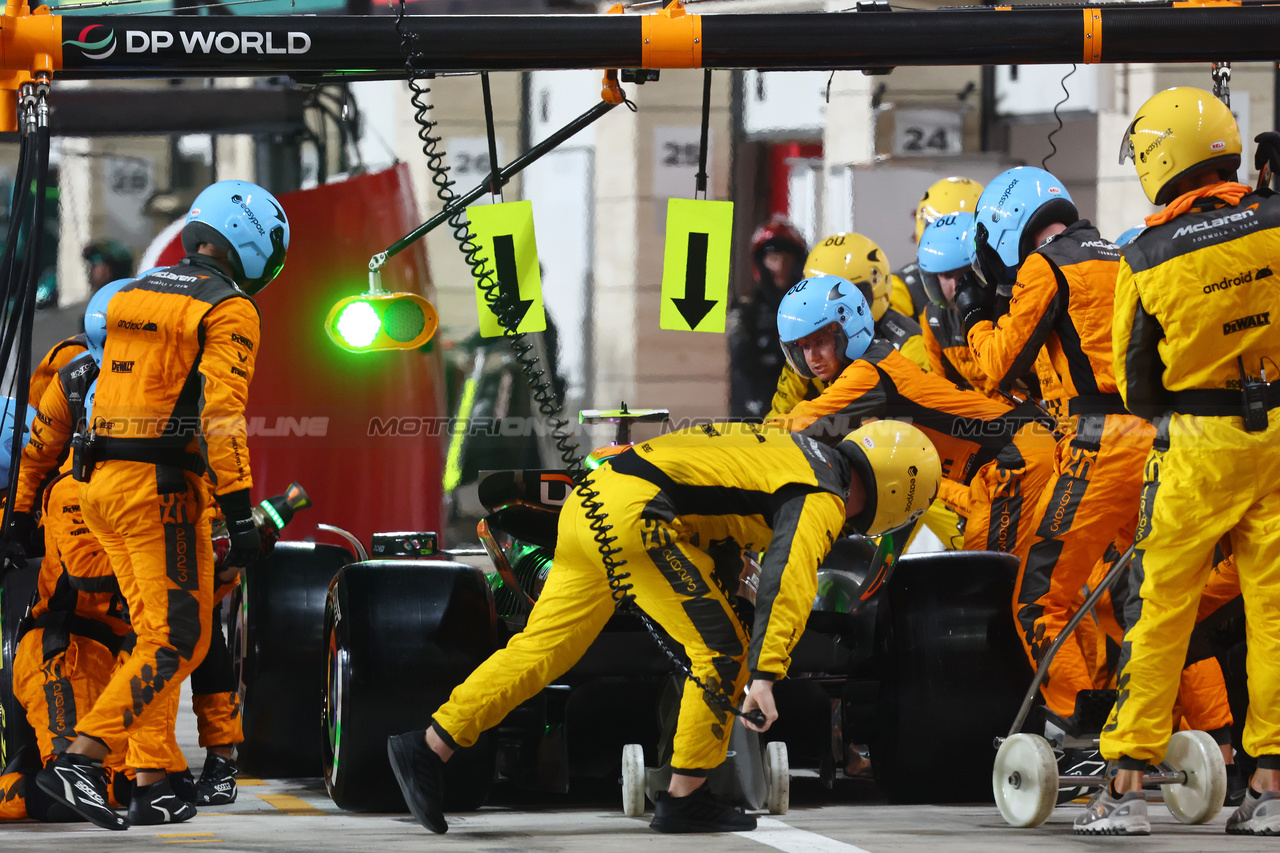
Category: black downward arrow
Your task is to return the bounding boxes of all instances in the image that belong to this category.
[491,234,534,328]
[672,231,718,330]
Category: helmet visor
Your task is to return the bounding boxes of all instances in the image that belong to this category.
[920,269,948,308]
[1118,116,1139,165]
[782,340,815,379]
[970,222,1014,291]
[243,225,288,295]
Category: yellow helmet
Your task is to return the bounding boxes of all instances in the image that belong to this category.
[838,420,941,537]
[915,177,984,244]
[804,233,892,321]
[1120,86,1241,205]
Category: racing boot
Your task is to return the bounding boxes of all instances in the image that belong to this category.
[1226,787,1280,835]
[128,776,197,826]
[387,730,447,834]
[35,751,128,830]
[170,768,198,806]
[650,787,758,833]
[195,754,238,805]
[1073,783,1150,836]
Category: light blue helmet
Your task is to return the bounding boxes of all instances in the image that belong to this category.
[776,274,875,379]
[918,212,977,308]
[1116,225,1146,246]
[0,396,38,486]
[84,278,133,367]
[972,167,1078,273]
[181,180,289,295]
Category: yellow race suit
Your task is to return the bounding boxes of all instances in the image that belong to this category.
[432,423,851,774]
[1101,182,1280,767]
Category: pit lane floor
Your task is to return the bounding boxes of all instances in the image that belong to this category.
[3,685,1273,852]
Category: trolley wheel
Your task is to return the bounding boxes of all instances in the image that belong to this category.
[992,733,1058,828]
[765,740,790,816]
[621,743,645,817]
[1163,729,1227,825]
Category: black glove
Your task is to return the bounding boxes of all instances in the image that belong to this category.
[954,270,995,337]
[1255,132,1280,176]
[3,511,41,563]
[217,489,261,570]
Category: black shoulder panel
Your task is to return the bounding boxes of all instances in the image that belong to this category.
[1038,221,1120,267]
[1124,192,1280,274]
[124,260,251,313]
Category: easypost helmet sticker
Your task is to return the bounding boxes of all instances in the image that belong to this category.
[862,436,875,450]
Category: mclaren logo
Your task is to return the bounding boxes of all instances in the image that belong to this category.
[1223,312,1270,335]
[63,25,116,61]
[1173,206,1257,240]
[117,320,158,331]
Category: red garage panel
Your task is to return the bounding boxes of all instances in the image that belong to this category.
[153,164,447,546]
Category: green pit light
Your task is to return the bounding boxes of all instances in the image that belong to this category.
[335,301,381,349]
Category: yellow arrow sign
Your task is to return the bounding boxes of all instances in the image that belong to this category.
[468,200,547,337]
[660,198,733,332]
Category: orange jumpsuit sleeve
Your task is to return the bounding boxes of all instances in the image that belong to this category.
[966,253,1062,392]
[13,373,76,514]
[748,489,846,680]
[769,360,885,440]
[198,298,260,496]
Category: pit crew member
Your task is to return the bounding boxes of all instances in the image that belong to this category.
[769,274,1055,562]
[956,167,1153,721]
[1075,87,1280,836]
[34,180,288,830]
[389,419,940,835]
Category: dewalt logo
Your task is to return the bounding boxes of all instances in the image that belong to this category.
[1223,312,1271,335]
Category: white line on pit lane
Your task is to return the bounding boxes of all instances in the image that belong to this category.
[737,817,874,853]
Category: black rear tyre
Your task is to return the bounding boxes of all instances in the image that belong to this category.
[323,561,498,812]
[232,541,352,777]
[0,558,39,769]
[873,551,1029,804]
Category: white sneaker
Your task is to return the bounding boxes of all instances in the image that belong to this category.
[1227,788,1280,836]
[1073,786,1150,836]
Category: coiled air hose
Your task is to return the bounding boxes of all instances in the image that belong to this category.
[393,2,762,727]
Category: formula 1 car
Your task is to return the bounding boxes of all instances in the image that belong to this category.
[304,407,1034,813]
